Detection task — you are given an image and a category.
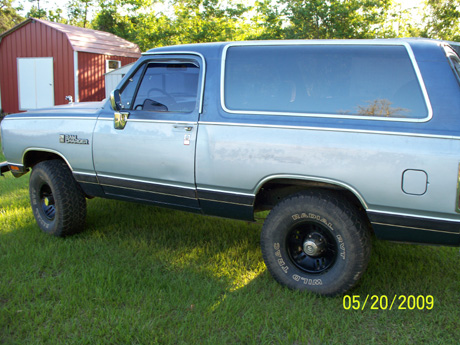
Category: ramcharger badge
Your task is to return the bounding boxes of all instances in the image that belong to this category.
[59,134,89,145]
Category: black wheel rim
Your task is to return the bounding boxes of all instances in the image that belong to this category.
[286,222,338,274]
[39,184,55,220]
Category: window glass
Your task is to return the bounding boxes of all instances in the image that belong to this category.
[224,45,428,119]
[132,62,199,113]
[120,66,144,109]
[106,60,121,73]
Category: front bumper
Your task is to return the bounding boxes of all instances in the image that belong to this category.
[0,162,28,177]
[0,161,8,177]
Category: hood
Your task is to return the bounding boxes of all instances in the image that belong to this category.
[6,101,107,118]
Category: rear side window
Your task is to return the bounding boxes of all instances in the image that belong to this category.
[223,45,429,120]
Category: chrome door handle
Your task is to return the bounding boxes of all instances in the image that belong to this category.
[173,124,194,131]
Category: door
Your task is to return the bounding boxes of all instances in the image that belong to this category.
[92,54,204,211]
[17,57,54,110]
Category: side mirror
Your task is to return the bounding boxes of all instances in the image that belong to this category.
[111,89,129,130]
[110,89,122,111]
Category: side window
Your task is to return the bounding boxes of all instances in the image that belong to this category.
[224,45,429,119]
[132,62,200,113]
[120,66,144,109]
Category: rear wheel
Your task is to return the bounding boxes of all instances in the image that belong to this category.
[261,190,371,296]
[29,160,86,237]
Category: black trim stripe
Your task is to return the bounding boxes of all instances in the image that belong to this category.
[98,175,197,199]
[199,199,254,221]
[73,172,99,184]
[197,189,255,206]
[103,186,200,209]
[367,211,460,234]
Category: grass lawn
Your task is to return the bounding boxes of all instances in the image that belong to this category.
[1,142,460,344]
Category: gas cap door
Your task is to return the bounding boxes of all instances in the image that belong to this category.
[402,169,428,195]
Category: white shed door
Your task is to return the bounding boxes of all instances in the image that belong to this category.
[18,58,54,110]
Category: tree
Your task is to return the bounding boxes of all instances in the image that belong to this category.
[25,0,67,22]
[92,0,155,46]
[249,0,284,39]
[27,0,46,18]
[91,0,255,50]
[281,0,392,39]
[422,0,460,41]
[67,0,94,28]
[167,0,251,44]
[377,1,423,38]
[0,0,24,33]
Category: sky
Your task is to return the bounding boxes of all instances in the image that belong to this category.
[14,0,426,21]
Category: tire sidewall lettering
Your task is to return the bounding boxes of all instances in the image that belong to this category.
[291,212,334,231]
[273,242,290,275]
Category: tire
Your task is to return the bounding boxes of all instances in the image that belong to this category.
[261,190,371,296]
[29,160,87,237]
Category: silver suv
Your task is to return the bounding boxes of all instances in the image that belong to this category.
[2,39,460,295]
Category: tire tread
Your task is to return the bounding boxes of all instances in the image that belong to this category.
[29,160,86,237]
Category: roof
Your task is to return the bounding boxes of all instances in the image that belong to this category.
[145,38,450,58]
[0,18,141,58]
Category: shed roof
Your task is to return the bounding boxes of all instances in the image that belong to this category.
[0,18,141,58]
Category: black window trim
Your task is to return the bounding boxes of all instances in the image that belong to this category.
[134,52,206,114]
[131,60,200,113]
[444,44,460,86]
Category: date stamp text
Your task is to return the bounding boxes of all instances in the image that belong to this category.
[343,295,434,310]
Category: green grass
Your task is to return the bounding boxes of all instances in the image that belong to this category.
[1,144,460,344]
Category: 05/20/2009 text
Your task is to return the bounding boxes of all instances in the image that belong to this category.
[343,295,434,311]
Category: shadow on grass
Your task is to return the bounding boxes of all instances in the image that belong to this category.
[79,198,460,313]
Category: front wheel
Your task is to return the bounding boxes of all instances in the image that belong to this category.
[29,160,87,237]
[260,190,371,296]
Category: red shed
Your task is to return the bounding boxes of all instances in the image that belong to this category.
[0,18,141,114]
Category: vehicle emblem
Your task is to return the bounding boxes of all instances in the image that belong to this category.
[59,134,89,145]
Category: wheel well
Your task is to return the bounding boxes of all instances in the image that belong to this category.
[23,151,68,169]
[254,179,366,215]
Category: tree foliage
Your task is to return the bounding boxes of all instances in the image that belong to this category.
[249,0,284,40]
[67,0,94,28]
[0,0,24,33]
[380,1,423,38]
[281,0,392,39]
[91,0,156,48]
[91,0,255,50]
[7,0,460,52]
[422,0,460,41]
